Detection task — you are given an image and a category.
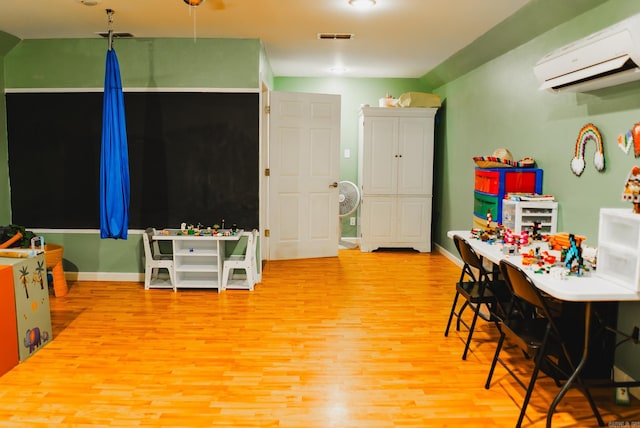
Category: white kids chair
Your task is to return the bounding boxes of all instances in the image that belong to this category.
[142,228,175,291]
[221,229,258,290]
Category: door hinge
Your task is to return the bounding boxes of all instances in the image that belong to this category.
[264,229,270,237]
[265,168,270,176]
[265,105,271,114]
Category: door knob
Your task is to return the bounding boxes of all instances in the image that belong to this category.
[329,182,338,188]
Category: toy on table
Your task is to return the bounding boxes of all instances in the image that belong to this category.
[502,228,530,248]
[530,221,543,240]
[564,233,584,275]
[548,232,586,251]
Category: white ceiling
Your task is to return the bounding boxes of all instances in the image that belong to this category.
[0,0,530,78]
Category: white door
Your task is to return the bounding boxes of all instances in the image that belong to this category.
[268,91,341,260]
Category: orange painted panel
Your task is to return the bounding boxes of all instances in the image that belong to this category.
[0,265,18,377]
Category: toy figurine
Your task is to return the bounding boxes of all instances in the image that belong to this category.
[530,221,542,240]
[564,233,584,275]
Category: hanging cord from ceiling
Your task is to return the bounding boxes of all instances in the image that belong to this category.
[183,0,205,42]
[106,8,115,51]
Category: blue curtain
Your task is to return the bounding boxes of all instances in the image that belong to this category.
[100,48,130,239]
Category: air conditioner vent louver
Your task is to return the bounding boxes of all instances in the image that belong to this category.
[318,33,354,40]
[549,58,639,91]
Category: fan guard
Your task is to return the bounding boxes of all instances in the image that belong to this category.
[339,180,361,217]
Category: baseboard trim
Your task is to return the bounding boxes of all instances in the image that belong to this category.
[65,272,142,282]
[434,242,462,267]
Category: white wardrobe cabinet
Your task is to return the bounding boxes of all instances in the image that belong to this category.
[358,107,438,252]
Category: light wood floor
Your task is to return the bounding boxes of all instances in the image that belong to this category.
[0,248,638,427]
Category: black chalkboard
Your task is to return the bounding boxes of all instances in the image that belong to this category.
[6,92,259,232]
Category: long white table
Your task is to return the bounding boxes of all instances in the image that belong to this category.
[153,229,242,291]
[448,230,640,302]
[448,230,640,427]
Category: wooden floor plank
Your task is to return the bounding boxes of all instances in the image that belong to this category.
[0,248,638,427]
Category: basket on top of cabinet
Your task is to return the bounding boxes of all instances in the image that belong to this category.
[472,167,543,229]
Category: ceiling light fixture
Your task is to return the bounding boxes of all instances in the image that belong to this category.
[183,0,205,5]
[348,0,376,7]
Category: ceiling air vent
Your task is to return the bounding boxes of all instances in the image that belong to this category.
[317,33,354,40]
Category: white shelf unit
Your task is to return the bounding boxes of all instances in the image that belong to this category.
[172,238,224,290]
[501,199,558,234]
[596,208,640,292]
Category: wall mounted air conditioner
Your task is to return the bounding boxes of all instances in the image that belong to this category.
[534,13,640,93]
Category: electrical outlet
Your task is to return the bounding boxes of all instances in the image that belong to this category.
[616,386,631,405]
[349,217,356,226]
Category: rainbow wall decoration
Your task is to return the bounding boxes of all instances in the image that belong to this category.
[571,123,605,176]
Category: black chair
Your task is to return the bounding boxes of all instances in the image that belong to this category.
[444,235,510,360]
[485,259,604,428]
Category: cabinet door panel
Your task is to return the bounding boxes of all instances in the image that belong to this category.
[397,118,433,195]
[362,117,397,194]
[396,197,431,244]
[361,197,395,242]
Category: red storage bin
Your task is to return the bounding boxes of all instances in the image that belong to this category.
[504,171,539,193]
[474,169,501,194]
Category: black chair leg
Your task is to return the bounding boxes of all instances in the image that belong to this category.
[517,363,542,428]
[444,292,460,337]
[456,301,469,331]
[462,304,481,360]
[485,332,505,389]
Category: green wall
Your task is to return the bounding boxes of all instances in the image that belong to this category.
[5,38,261,89]
[434,0,640,253]
[432,0,640,379]
[1,37,262,275]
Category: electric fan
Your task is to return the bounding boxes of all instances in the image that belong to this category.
[338,180,361,248]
